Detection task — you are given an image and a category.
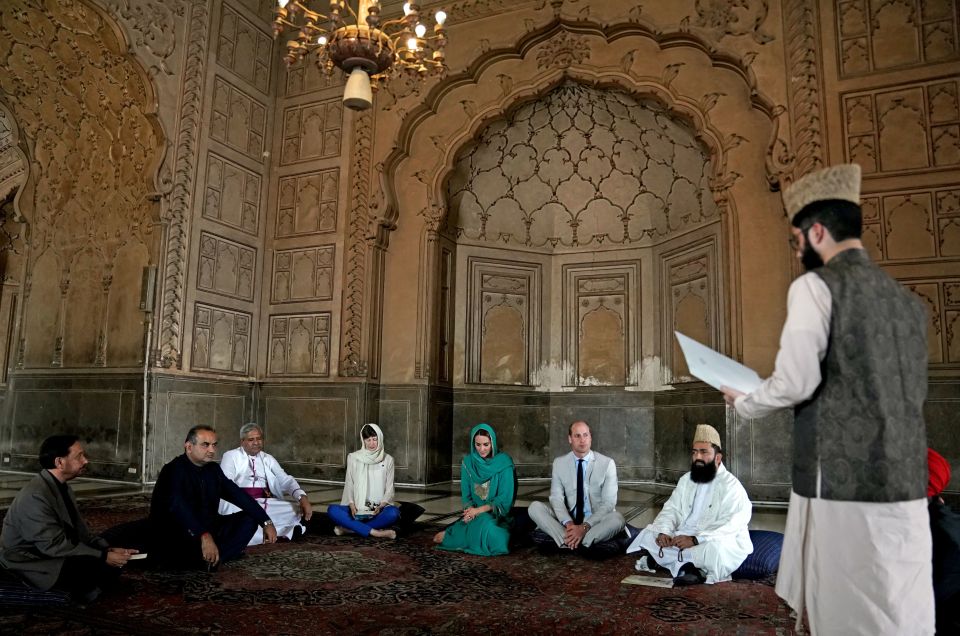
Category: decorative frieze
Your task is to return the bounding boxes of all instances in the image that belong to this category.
[280,98,343,164]
[267,313,331,376]
[836,0,959,76]
[466,258,540,385]
[203,152,261,235]
[210,76,267,161]
[191,303,251,375]
[843,78,960,173]
[197,232,256,301]
[217,3,272,94]
[271,246,335,303]
[276,169,338,237]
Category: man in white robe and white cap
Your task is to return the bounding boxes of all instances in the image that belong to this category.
[721,164,934,634]
[626,424,752,585]
[219,423,313,545]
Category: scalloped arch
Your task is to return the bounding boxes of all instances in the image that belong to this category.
[378,18,781,239]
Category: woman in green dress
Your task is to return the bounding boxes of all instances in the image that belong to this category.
[433,423,515,556]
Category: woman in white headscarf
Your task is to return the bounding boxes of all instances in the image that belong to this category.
[327,423,399,539]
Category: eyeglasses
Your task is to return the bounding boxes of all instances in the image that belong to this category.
[788,224,814,252]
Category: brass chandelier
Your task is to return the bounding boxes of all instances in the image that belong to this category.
[274,1,448,110]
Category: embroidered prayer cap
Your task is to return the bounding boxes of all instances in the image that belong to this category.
[782,163,861,223]
[693,424,722,450]
[928,448,951,498]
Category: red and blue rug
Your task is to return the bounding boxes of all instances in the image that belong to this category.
[0,497,794,634]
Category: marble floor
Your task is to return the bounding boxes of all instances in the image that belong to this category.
[0,471,787,533]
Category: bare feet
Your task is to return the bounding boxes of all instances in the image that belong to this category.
[370,528,396,540]
[333,526,347,536]
[433,531,445,544]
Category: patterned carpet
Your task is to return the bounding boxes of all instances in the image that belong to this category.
[0,498,794,635]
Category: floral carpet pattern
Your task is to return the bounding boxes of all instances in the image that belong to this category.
[0,498,794,635]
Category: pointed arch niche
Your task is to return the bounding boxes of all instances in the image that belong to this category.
[375,21,786,391]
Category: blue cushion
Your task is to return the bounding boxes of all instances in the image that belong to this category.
[732,530,784,580]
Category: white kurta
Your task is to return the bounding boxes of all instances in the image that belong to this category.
[627,464,753,583]
[219,448,307,544]
[733,266,934,635]
[340,452,394,514]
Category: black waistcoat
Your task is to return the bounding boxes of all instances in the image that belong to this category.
[793,249,928,502]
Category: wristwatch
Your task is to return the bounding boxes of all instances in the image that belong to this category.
[262,520,274,528]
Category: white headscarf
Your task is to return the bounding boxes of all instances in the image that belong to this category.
[351,423,384,512]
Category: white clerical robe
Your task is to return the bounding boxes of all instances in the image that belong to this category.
[219,448,307,544]
[627,464,753,583]
[734,270,934,635]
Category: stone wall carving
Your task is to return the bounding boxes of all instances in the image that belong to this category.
[859,186,960,262]
[99,0,183,77]
[191,302,251,374]
[691,0,774,44]
[447,82,719,252]
[197,232,256,300]
[217,2,272,94]
[906,277,960,367]
[280,99,343,164]
[203,152,261,235]
[660,237,720,383]
[271,246,335,303]
[466,259,541,385]
[563,262,640,386]
[267,313,331,376]
[234,0,275,24]
[782,0,826,179]
[211,76,267,161]
[1,0,163,369]
[835,0,959,76]
[0,105,27,203]
[284,58,344,97]
[339,110,374,377]
[276,169,338,237]
[843,78,960,174]
[158,0,210,368]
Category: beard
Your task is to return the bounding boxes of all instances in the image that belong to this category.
[801,238,824,271]
[690,459,718,483]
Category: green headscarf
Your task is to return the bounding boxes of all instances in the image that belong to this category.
[462,423,514,516]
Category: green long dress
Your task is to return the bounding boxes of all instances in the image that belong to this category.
[437,423,515,556]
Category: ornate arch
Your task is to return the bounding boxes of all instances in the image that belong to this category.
[0,0,166,369]
[369,18,785,382]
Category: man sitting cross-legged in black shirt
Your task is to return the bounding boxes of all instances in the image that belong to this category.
[149,425,277,570]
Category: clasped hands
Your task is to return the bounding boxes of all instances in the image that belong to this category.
[656,532,697,550]
[563,522,588,549]
[461,506,483,523]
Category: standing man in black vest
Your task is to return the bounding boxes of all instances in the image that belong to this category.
[722,164,933,634]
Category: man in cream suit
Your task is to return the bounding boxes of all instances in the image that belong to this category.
[529,420,625,553]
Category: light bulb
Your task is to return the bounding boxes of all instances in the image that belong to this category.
[415,23,426,38]
[318,35,327,45]
[403,2,411,15]
[407,37,418,51]
[435,11,446,25]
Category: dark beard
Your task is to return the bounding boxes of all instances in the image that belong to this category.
[801,238,824,271]
[690,460,718,483]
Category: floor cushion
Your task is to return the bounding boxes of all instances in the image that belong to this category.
[732,529,784,580]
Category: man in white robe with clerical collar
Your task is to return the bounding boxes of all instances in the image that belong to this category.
[218,423,313,544]
[627,424,752,585]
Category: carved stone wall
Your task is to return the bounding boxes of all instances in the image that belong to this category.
[184,0,273,379]
[0,0,163,371]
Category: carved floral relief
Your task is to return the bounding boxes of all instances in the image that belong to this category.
[1,0,162,368]
[446,82,718,252]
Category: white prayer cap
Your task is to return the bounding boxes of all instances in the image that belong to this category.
[783,163,861,222]
[693,424,722,450]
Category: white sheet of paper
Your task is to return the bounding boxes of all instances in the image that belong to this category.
[674,332,762,394]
